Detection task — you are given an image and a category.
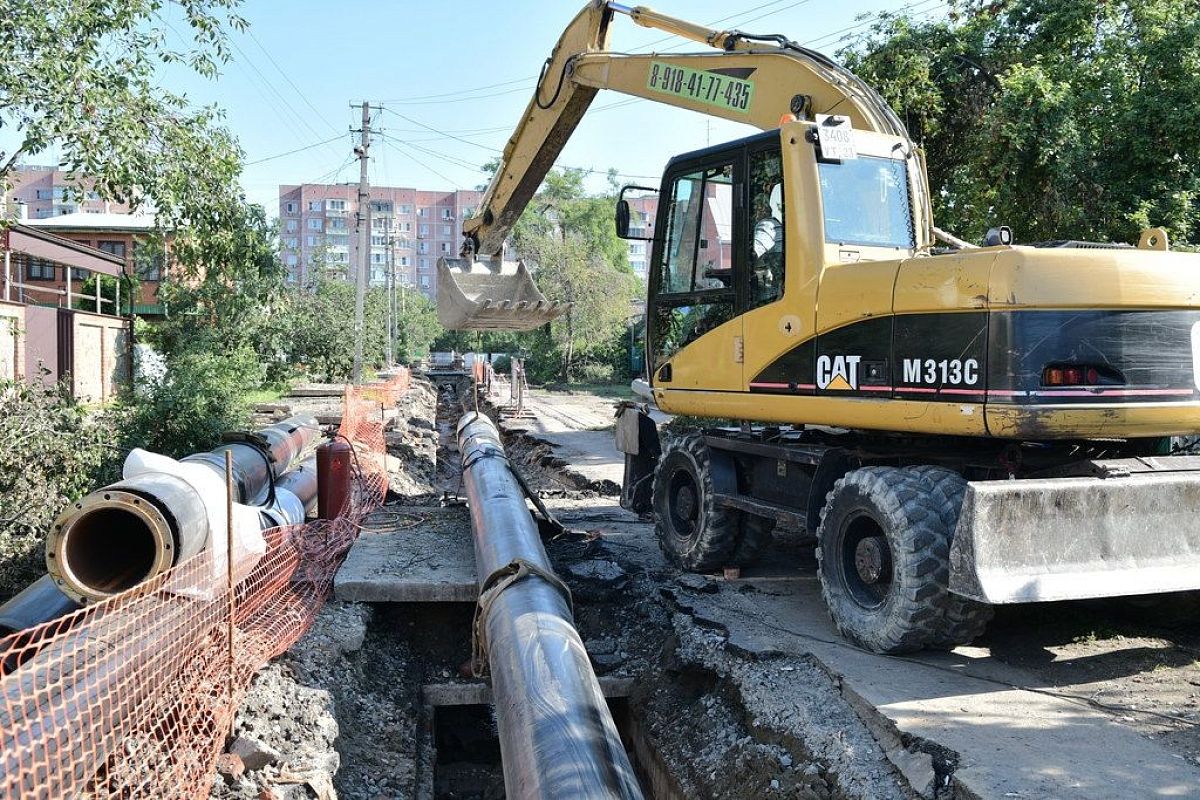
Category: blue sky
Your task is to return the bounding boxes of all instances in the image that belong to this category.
[22,0,951,215]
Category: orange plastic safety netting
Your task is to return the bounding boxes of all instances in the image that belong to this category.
[0,368,409,799]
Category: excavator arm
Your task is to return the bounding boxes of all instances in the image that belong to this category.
[439,0,930,330]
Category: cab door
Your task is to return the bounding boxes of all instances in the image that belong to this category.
[647,151,744,393]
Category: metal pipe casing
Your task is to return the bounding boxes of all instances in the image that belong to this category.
[183,414,319,505]
[258,488,306,530]
[276,456,318,515]
[46,473,209,605]
[0,575,79,638]
[457,412,642,800]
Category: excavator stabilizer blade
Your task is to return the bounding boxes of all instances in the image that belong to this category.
[436,257,571,331]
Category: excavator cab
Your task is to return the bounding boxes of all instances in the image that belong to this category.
[436,257,570,331]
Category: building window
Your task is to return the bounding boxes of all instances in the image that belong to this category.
[371,217,389,231]
[308,200,322,212]
[371,253,387,265]
[71,268,88,281]
[307,218,322,231]
[441,208,452,219]
[371,234,388,247]
[439,242,450,253]
[418,242,428,254]
[329,217,347,231]
[440,225,451,236]
[420,274,430,287]
[286,219,298,232]
[27,259,55,280]
[400,222,411,232]
[306,235,320,247]
[400,256,409,266]
[419,224,429,237]
[286,254,298,266]
[417,207,427,217]
[420,258,429,270]
[370,201,392,214]
[326,199,346,212]
[398,204,412,214]
[97,240,126,259]
[134,243,163,281]
[285,237,298,249]
[284,202,298,214]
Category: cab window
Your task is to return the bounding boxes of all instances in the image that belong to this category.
[747,147,785,308]
[818,156,913,249]
[652,161,735,368]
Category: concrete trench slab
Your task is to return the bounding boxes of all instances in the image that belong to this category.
[334,506,477,603]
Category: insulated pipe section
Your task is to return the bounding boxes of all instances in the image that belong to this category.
[457,412,642,800]
[45,416,320,605]
[276,456,318,516]
[45,473,209,605]
[184,414,319,505]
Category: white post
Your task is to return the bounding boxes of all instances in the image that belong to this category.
[3,248,9,303]
[95,272,101,313]
[65,262,72,310]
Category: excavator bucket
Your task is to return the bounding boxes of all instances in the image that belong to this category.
[436,257,571,331]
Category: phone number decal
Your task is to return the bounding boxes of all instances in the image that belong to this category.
[646,62,753,113]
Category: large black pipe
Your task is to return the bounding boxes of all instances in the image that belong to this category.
[457,411,643,800]
[0,576,78,639]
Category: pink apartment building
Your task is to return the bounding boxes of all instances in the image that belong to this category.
[277,184,483,299]
[3,165,133,219]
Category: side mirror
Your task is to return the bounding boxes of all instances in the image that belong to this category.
[615,184,658,241]
[616,199,632,239]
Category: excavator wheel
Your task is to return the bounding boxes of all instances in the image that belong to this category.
[816,466,975,654]
[904,466,995,649]
[652,433,740,571]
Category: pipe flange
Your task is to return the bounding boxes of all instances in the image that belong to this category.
[46,489,176,605]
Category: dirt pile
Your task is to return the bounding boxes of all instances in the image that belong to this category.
[386,377,439,497]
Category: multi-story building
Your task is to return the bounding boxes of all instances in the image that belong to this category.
[21,211,167,316]
[276,184,483,299]
[3,165,133,219]
[624,195,659,282]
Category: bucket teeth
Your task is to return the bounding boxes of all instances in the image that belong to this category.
[436,257,572,331]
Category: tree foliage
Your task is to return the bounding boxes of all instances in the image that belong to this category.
[0,0,247,223]
[506,168,639,382]
[844,0,1200,244]
[0,377,120,597]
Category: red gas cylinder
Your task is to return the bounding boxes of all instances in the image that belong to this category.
[316,438,354,520]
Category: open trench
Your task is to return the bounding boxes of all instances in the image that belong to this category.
[211,375,921,800]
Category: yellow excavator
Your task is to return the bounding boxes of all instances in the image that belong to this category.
[440,1,1200,653]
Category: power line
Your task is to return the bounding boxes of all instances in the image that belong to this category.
[245,29,343,137]
[245,134,346,166]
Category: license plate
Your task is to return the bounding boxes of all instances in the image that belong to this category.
[816,114,857,161]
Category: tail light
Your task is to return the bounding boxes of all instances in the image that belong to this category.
[1042,363,1124,387]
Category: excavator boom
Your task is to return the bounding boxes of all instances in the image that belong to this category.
[437,0,930,330]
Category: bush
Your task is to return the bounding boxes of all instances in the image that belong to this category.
[111,345,261,458]
[0,377,120,600]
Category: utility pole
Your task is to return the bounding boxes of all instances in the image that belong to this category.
[385,234,395,366]
[351,100,371,383]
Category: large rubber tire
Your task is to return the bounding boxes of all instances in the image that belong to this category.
[653,434,740,571]
[904,466,994,649]
[731,515,775,566]
[816,466,972,654]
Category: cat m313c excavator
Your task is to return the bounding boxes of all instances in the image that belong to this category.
[439,1,1200,653]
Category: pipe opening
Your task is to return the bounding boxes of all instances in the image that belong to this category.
[61,508,163,596]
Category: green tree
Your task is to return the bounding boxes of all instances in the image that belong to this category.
[844,0,1200,245]
[509,168,638,382]
[0,0,247,222]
